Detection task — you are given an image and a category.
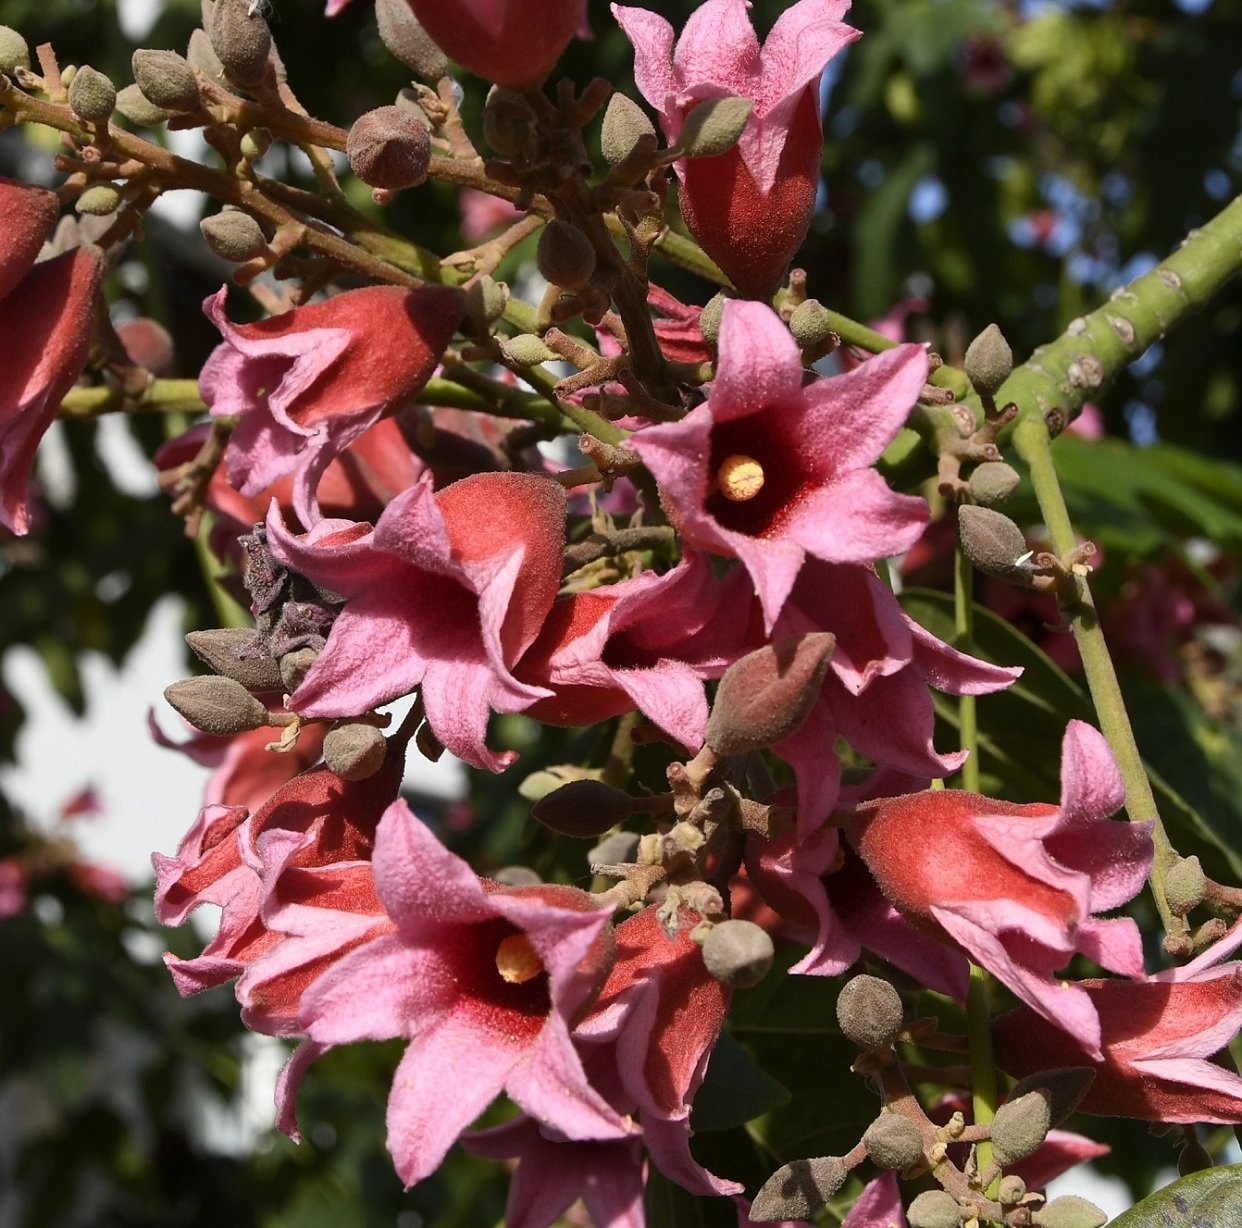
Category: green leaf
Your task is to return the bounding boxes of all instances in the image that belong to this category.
[691,1029,791,1133]
[1106,1164,1242,1228]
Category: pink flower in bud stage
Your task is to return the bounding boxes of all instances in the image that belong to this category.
[993,920,1242,1123]
[632,300,929,633]
[0,177,104,536]
[614,0,859,299]
[295,799,629,1187]
[266,470,566,771]
[200,283,462,527]
[846,720,1154,1056]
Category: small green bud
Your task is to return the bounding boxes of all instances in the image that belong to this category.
[164,675,271,736]
[964,322,1013,398]
[185,629,283,692]
[698,291,726,348]
[997,1176,1027,1205]
[464,275,508,330]
[676,95,753,159]
[238,127,272,161]
[209,0,272,87]
[500,333,559,367]
[957,504,1031,583]
[0,25,31,74]
[907,1190,962,1228]
[968,460,1021,507]
[279,647,319,693]
[200,209,269,263]
[990,1089,1052,1167]
[115,82,176,127]
[531,778,634,839]
[375,0,447,81]
[68,65,117,122]
[601,91,655,166]
[1165,855,1207,917]
[347,105,432,191]
[862,1113,924,1171]
[1032,1195,1108,1228]
[789,298,833,348]
[1008,1068,1096,1129]
[836,974,904,1049]
[323,722,388,781]
[75,185,122,216]
[749,1156,846,1223]
[701,919,774,989]
[132,49,201,112]
[536,218,596,292]
[705,633,835,756]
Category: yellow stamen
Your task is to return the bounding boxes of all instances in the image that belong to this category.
[495,933,543,984]
[716,454,765,502]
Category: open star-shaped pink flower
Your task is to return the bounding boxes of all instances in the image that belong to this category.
[632,300,929,631]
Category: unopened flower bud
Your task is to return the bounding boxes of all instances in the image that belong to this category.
[483,87,533,158]
[76,185,122,216]
[238,127,272,161]
[997,1176,1027,1205]
[964,322,1013,398]
[375,0,447,80]
[117,317,175,376]
[185,628,283,692]
[675,96,754,159]
[465,275,508,331]
[957,504,1030,582]
[1177,1133,1212,1176]
[698,292,726,348]
[863,1113,924,1171]
[968,460,1021,507]
[164,675,271,735]
[907,1190,962,1228]
[493,865,542,887]
[1165,855,1207,917]
[132,49,202,112]
[209,0,272,87]
[0,26,31,74]
[601,91,655,165]
[1007,1068,1095,1129]
[701,919,773,988]
[990,1089,1051,1167]
[279,646,319,692]
[323,722,388,781]
[705,632,835,757]
[115,82,176,127]
[789,298,833,348]
[536,219,596,292]
[531,778,634,838]
[500,333,559,367]
[347,105,431,191]
[750,1156,846,1222]
[836,974,904,1049]
[68,65,117,122]
[200,209,269,263]
[186,27,225,81]
[589,830,640,869]
[1032,1195,1108,1228]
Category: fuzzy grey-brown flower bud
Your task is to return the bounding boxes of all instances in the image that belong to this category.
[68,65,117,122]
[347,105,432,191]
[164,675,271,736]
[789,299,833,348]
[209,0,272,87]
[836,973,904,1049]
[750,1156,846,1223]
[482,87,533,158]
[76,185,122,216]
[185,628,283,692]
[957,504,1031,583]
[705,632,835,756]
[323,722,388,781]
[1032,1195,1108,1228]
[186,27,225,81]
[968,461,1021,508]
[701,919,774,988]
[375,0,447,80]
[0,26,31,74]
[537,219,597,292]
[531,778,634,838]
[279,646,319,693]
[862,1113,924,1171]
[997,1175,1027,1205]
[964,323,1013,398]
[1006,1067,1095,1129]
[676,96,754,159]
[200,209,269,263]
[132,49,202,112]
[1165,855,1207,917]
[601,91,656,166]
[990,1089,1052,1167]
[115,83,176,127]
[907,1190,962,1228]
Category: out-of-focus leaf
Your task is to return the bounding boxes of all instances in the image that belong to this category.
[692,1029,791,1134]
[1106,1163,1242,1228]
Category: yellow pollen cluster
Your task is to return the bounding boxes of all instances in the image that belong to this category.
[716,454,765,502]
[495,933,544,984]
